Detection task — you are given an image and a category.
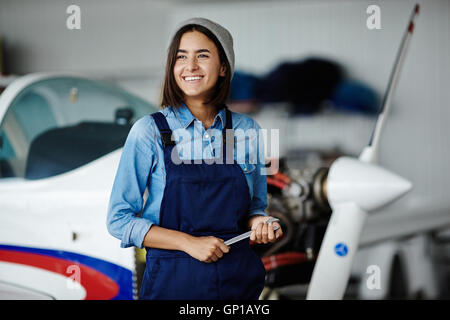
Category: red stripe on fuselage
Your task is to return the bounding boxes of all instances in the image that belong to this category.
[0,249,119,300]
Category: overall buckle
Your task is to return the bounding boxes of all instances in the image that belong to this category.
[161,132,175,148]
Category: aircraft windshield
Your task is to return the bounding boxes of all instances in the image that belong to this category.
[0,76,158,179]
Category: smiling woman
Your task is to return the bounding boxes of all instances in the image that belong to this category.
[106,17,283,301]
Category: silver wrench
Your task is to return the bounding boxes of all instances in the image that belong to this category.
[224,217,280,246]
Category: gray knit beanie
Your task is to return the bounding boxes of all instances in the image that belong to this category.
[171,17,235,79]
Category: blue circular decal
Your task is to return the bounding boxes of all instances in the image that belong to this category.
[334,243,348,257]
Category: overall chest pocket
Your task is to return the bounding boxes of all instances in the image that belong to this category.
[178,176,239,234]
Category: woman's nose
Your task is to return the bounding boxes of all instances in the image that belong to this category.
[187,58,199,71]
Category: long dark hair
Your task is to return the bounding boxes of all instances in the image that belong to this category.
[161,24,231,110]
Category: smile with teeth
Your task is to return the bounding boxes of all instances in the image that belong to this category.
[183,75,204,82]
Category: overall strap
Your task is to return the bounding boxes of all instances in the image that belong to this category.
[222,107,234,163]
[224,107,232,130]
[151,112,176,148]
[222,107,233,140]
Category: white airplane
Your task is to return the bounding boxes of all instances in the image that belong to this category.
[0,73,157,299]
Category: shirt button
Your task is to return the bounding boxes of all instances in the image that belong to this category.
[204,133,210,139]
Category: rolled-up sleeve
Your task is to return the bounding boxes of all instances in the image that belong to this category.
[106,116,156,248]
[248,120,268,217]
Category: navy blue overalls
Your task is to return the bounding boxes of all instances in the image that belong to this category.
[139,107,266,300]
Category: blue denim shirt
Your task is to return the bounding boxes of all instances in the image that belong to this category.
[106,103,268,248]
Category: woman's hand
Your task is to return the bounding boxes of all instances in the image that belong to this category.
[248,215,283,244]
[183,236,230,263]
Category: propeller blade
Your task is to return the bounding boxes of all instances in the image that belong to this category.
[307,202,367,299]
[360,4,420,164]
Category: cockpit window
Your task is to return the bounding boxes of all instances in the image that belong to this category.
[0,76,158,179]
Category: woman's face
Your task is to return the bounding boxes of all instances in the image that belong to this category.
[173,30,226,103]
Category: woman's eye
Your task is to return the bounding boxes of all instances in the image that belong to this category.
[176,54,208,60]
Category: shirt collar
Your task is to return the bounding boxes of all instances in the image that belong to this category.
[174,102,226,129]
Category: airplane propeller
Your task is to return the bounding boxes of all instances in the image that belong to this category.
[306,4,419,299]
